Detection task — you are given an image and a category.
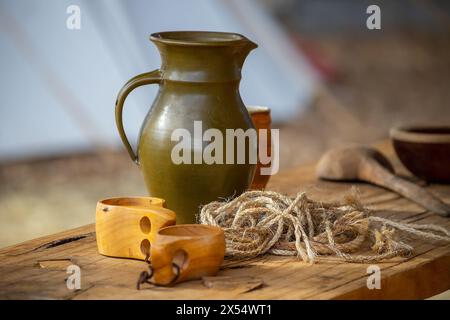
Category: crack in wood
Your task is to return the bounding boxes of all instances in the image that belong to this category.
[7,232,95,256]
[34,257,79,269]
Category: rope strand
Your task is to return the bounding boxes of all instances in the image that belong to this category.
[199,189,450,263]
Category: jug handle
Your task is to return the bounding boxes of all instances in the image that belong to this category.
[115,69,162,164]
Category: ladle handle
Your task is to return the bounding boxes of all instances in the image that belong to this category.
[115,70,162,164]
[361,158,450,217]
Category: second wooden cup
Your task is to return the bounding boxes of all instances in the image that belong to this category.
[148,224,225,285]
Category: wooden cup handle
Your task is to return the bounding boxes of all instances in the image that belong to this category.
[149,241,185,286]
[115,69,162,164]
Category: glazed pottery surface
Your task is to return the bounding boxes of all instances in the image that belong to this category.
[247,106,272,190]
[116,31,258,223]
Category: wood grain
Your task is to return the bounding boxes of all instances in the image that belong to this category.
[0,143,448,299]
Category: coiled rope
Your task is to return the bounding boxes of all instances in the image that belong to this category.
[199,190,450,263]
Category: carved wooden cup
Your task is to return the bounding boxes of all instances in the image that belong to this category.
[96,197,176,260]
[149,224,225,285]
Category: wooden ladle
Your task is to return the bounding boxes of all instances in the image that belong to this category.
[316,146,450,217]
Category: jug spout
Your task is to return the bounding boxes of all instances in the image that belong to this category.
[242,37,258,53]
[150,31,257,83]
[235,36,258,69]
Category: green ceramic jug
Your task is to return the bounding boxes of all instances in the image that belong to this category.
[115,31,258,224]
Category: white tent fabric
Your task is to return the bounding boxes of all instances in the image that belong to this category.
[0,0,318,161]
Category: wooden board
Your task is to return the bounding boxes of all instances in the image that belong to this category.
[0,144,449,299]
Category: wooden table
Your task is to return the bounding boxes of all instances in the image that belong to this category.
[1,143,449,300]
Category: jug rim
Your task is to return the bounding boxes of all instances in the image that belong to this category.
[150,31,254,47]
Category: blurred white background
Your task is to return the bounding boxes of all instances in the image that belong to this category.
[0,0,317,162]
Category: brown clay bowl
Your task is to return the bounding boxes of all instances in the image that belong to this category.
[390,125,450,182]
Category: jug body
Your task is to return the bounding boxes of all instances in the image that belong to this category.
[139,81,255,223]
[115,31,258,223]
